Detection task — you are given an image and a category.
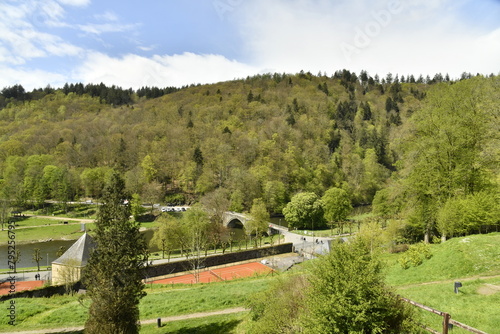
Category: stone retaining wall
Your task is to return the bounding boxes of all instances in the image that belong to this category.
[0,243,294,300]
[144,243,293,278]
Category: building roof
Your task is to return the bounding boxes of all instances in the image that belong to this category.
[52,232,96,267]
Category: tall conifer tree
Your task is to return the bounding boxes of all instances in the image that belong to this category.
[84,172,148,334]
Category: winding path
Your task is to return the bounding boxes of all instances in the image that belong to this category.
[5,307,249,333]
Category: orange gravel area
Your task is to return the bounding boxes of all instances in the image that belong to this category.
[151,262,273,285]
[0,280,45,295]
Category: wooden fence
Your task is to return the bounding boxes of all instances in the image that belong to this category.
[400,297,488,334]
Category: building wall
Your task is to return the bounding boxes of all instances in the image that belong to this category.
[52,263,83,286]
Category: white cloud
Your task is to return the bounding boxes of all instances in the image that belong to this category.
[74,52,258,89]
[0,66,66,90]
[94,11,119,22]
[56,0,90,7]
[1,0,498,91]
[236,0,500,78]
[0,0,81,64]
[78,22,138,35]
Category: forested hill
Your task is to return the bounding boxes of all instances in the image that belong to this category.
[0,71,498,240]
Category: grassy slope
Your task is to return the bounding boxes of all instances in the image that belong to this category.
[140,312,247,334]
[1,233,498,333]
[385,233,500,333]
[385,233,500,286]
[0,276,272,332]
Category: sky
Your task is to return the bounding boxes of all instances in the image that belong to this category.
[1,0,499,90]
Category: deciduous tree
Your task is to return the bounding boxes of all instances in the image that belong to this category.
[301,239,416,333]
[246,198,269,247]
[32,248,42,271]
[321,187,352,234]
[283,192,325,230]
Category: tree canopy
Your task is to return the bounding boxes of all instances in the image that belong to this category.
[0,72,497,241]
[283,192,325,230]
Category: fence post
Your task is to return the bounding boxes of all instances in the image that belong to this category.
[442,313,450,334]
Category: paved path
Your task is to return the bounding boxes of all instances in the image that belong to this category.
[0,270,50,283]
[4,307,249,333]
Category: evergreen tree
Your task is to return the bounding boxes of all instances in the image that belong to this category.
[247,90,254,103]
[83,172,148,334]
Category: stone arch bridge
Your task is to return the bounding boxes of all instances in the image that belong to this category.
[222,211,288,235]
[222,211,250,229]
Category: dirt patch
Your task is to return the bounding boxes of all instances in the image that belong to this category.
[151,262,273,285]
[477,283,500,295]
[0,280,45,295]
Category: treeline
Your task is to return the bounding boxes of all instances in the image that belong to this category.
[0,83,182,108]
[0,70,482,108]
[0,71,497,242]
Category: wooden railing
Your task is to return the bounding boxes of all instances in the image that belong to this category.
[400,297,488,334]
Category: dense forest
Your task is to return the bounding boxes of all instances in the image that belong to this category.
[0,70,498,242]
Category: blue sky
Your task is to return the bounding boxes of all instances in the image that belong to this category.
[1,0,499,90]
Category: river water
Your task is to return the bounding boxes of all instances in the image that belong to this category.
[0,216,289,270]
[0,239,76,270]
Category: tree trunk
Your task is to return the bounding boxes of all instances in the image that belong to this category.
[424,231,430,244]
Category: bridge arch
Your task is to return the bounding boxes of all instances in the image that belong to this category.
[226,218,244,229]
[222,212,251,229]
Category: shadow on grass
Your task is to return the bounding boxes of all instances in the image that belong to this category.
[52,331,83,334]
[165,319,241,334]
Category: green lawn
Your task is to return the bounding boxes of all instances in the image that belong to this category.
[0,276,273,332]
[140,312,248,334]
[1,233,499,333]
[0,223,94,246]
[384,233,500,333]
[395,277,500,333]
[385,233,500,286]
[9,216,75,228]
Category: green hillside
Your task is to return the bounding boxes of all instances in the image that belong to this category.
[386,232,500,286]
[1,233,498,333]
[386,233,500,333]
[0,72,498,242]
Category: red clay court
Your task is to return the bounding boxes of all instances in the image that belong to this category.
[151,262,273,285]
[0,280,45,296]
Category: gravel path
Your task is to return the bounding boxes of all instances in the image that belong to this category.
[4,307,249,333]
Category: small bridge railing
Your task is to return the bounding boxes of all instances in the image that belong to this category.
[268,223,289,232]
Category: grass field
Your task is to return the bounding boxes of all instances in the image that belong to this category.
[0,233,498,333]
[384,232,500,333]
[0,222,94,245]
[140,312,248,334]
[385,233,500,286]
[0,274,273,332]
[396,277,500,333]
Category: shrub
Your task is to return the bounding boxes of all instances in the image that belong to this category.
[399,242,432,269]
